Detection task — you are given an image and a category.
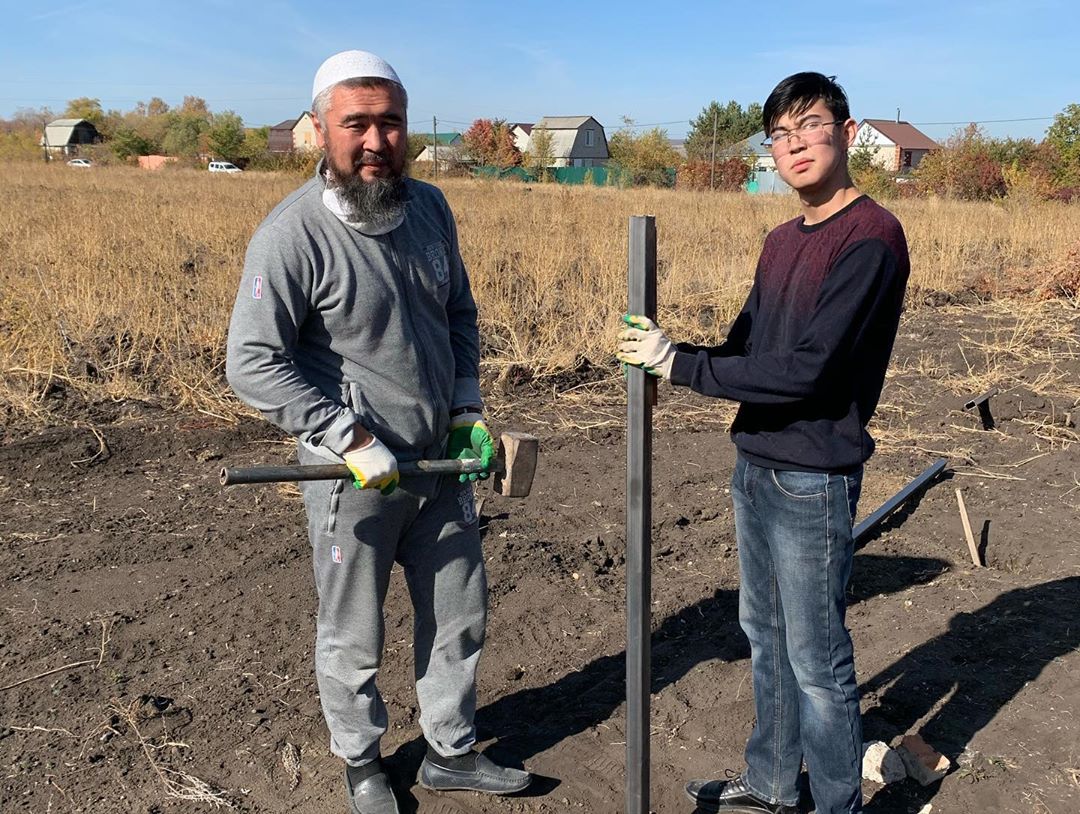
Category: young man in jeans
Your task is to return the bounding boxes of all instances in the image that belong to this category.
[616,73,910,813]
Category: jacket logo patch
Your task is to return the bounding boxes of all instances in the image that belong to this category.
[252,275,263,299]
[425,242,450,285]
[457,484,477,525]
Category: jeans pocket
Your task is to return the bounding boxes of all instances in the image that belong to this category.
[770,468,828,499]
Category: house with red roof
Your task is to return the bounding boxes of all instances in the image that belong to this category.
[856,119,939,174]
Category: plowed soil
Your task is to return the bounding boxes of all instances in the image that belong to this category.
[2,304,1078,813]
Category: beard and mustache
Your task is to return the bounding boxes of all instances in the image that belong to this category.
[324,149,407,224]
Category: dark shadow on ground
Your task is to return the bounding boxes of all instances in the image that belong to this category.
[386,553,949,806]
[861,576,1080,812]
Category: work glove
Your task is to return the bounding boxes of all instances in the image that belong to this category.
[616,314,676,379]
[446,411,495,482]
[343,435,400,495]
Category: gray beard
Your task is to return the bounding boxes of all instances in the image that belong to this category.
[325,163,406,224]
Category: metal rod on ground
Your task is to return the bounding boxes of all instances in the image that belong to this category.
[626,215,656,814]
[852,458,948,547]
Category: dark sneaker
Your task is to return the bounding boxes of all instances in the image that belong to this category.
[345,759,400,814]
[417,748,531,795]
[685,774,797,813]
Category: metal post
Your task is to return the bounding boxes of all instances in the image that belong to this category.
[626,215,656,814]
[709,109,718,190]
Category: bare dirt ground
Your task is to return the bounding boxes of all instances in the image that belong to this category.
[2,302,1078,814]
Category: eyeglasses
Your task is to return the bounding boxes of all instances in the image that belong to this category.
[764,120,843,153]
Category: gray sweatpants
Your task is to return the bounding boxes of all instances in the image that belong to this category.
[298,445,487,766]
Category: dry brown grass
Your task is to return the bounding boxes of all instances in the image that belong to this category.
[1,162,1078,420]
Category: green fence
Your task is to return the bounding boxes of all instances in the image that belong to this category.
[471,165,633,186]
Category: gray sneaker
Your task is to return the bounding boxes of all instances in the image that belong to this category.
[345,760,400,814]
[417,749,531,795]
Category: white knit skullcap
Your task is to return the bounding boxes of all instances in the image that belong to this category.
[312,50,403,103]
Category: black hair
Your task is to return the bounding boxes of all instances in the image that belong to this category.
[762,72,850,134]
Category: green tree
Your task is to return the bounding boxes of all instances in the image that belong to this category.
[98,108,125,141]
[848,128,878,174]
[122,101,169,154]
[523,127,555,180]
[684,100,763,161]
[178,95,211,119]
[161,98,212,157]
[240,126,270,160]
[208,111,246,161]
[986,136,1038,167]
[63,97,105,128]
[162,114,208,157]
[1045,103,1080,185]
[608,120,681,186]
[407,132,433,161]
[110,128,155,160]
[146,97,171,117]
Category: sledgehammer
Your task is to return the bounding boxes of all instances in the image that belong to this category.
[219,431,538,497]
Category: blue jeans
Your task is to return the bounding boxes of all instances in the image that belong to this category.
[732,454,863,814]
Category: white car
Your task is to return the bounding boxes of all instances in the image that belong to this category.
[208,160,242,173]
[67,158,92,168]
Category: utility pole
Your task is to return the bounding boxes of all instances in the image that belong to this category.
[709,109,718,190]
[433,116,438,180]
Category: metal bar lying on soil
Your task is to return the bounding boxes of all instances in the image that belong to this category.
[853,458,948,546]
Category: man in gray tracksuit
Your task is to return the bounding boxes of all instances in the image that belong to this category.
[225,50,530,814]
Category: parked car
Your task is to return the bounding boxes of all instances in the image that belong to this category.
[67,158,92,168]
[208,161,242,174]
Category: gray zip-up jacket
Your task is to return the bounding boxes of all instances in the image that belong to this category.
[225,171,481,463]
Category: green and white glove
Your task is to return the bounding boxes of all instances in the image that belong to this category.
[616,313,676,379]
[343,435,400,495]
[447,411,495,482]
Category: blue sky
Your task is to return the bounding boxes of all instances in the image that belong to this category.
[3,0,1074,142]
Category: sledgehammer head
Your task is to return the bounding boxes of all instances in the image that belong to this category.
[493,432,538,498]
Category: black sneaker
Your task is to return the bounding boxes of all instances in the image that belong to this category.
[685,774,797,813]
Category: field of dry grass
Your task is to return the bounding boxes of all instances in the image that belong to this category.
[1,161,1077,420]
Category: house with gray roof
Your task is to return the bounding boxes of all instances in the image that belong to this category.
[508,123,533,154]
[269,112,318,153]
[725,131,790,194]
[724,130,773,169]
[41,118,100,155]
[528,116,608,167]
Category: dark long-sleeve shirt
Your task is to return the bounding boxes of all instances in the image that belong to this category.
[669,195,910,473]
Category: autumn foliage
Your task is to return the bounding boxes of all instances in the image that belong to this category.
[462,119,521,168]
[676,157,753,191]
